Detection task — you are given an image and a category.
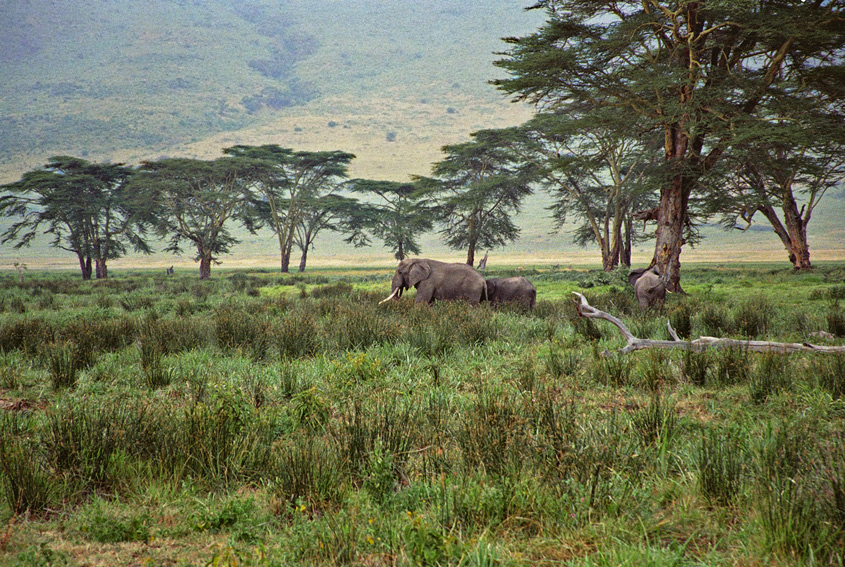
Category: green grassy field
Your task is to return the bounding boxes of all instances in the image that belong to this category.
[0,264,843,566]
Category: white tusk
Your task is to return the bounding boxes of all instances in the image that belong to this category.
[378,288,400,304]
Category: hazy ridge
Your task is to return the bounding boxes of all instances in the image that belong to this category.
[1,1,842,270]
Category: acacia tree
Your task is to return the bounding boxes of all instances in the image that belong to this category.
[0,156,152,280]
[293,194,366,272]
[133,157,261,279]
[415,130,536,266]
[708,112,845,270]
[511,111,659,271]
[495,1,845,290]
[345,179,434,261]
[222,145,355,273]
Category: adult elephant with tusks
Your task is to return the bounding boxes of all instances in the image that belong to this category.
[379,258,487,305]
[485,276,536,310]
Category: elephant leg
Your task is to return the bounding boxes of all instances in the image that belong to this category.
[415,285,435,305]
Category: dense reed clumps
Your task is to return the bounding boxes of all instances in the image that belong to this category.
[0,266,843,566]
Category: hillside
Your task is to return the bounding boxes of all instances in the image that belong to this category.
[0,0,542,181]
[0,1,842,271]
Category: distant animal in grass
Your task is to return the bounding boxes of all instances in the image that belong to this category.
[484,276,536,310]
[628,266,666,309]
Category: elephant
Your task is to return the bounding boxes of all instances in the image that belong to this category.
[484,276,536,310]
[628,266,666,309]
[379,258,487,305]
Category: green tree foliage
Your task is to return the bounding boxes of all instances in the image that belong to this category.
[495,1,845,289]
[293,194,367,272]
[415,130,536,266]
[346,179,434,261]
[222,145,355,273]
[707,111,845,270]
[509,110,659,271]
[0,156,152,280]
[131,157,262,279]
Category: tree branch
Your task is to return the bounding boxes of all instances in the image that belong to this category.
[573,293,845,354]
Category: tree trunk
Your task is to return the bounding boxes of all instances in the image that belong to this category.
[757,203,812,271]
[298,247,308,272]
[622,216,632,267]
[781,191,812,270]
[280,249,291,273]
[199,254,212,280]
[397,240,405,261]
[601,247,617,272]
[78,254,92,280]
[654,175,690,292]
[465,235,477,267]
[95,258,108,279]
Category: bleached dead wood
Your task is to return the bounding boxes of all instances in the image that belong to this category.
[572,292,845,355]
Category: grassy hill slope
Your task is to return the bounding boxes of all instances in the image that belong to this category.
[0,1,842,270]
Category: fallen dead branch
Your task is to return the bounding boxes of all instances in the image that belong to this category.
[572,292,845,355]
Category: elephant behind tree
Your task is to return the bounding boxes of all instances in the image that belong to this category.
[380,258,487,305]
[628,266,666,309]
[484,276,536,310]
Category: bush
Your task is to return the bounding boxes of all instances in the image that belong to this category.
[0,415,57,515]
[749,352,791,404]
[681,348,710,386]
[697,427,745,506]
[215,307,271,359]
[0,317,54,355]
[710,347,750,386]
[733,296,772,338]
[271,434,345,512]
[273,309,319,360]
[44,398,131,489]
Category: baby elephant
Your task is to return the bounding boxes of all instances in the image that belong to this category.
[628,266,666,309]
[485,276,537,310]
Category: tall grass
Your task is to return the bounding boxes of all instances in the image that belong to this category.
[0,267,843,566]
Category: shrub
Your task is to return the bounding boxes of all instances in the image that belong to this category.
[696,427,745,506]
[273,309,319,360]
[681,348,710,386]
[215,307,271,360]
[749,352,791,404]
[812,353,845,400]
[733,296,772,338]
[44,399,130,489]
[631,394,678,449]
[709,346,750,386]
[0,317,54,355]
[0,416,57,515]
[271,434,345,511]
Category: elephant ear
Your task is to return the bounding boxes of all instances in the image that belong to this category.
[628,268,647,287]
[408,261,431,287]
